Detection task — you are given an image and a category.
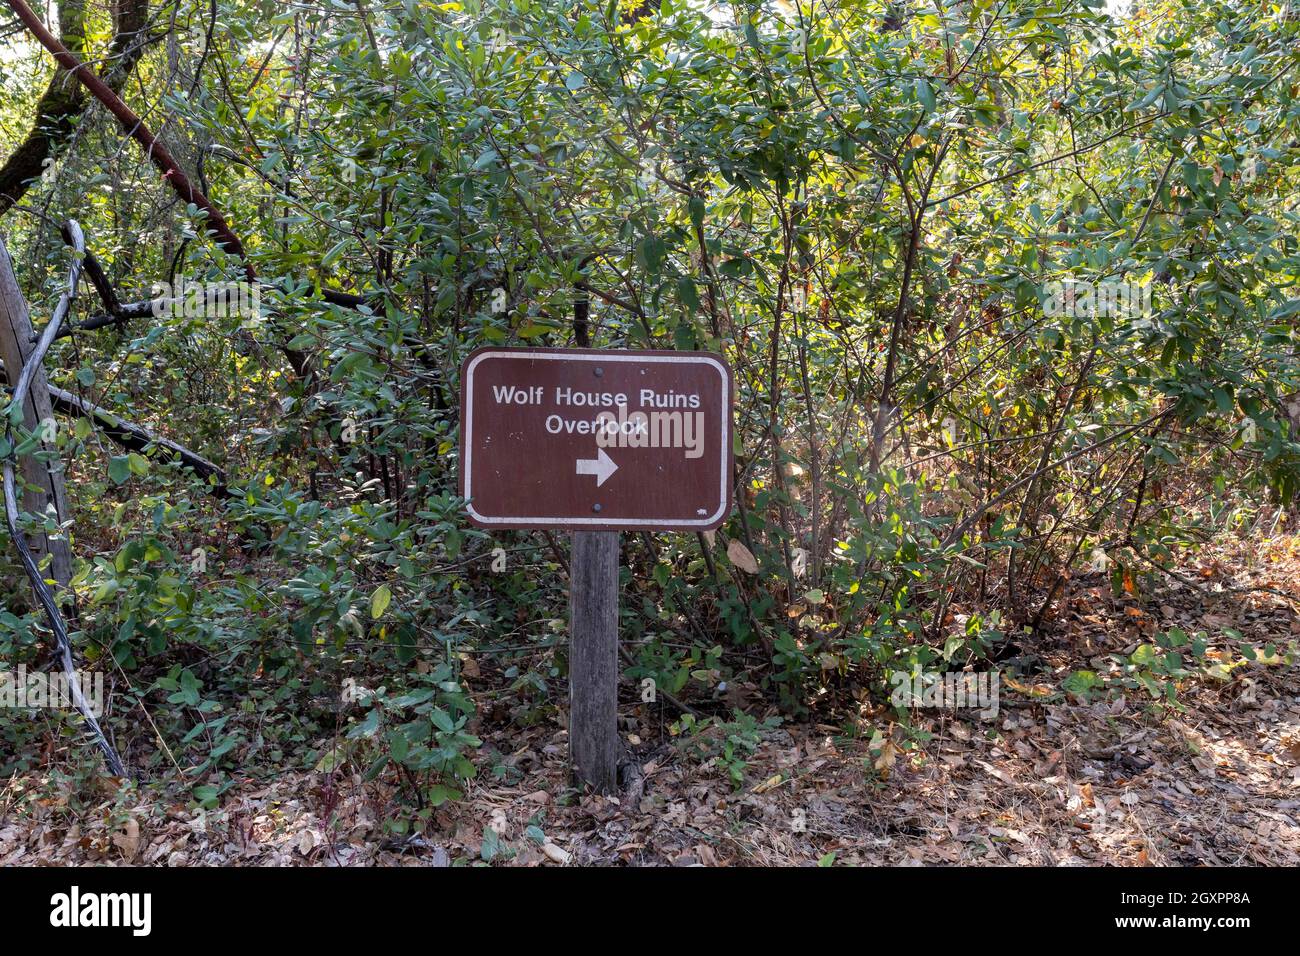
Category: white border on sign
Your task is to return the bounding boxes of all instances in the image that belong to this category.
[463,351,731,527]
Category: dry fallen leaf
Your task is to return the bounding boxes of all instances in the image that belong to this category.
[112,818,140,862]
[976,760,1013,784]
[875,739,897,774]
[542,842,571,865]
[727,539,759,574]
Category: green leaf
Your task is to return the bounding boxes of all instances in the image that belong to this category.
[430,707,456,734]
[1062,670,1099,696]
[1131,644,1160,666]
[108,456,132,485]
[428,784,461,807]
[636,234,666,275]
[371,584,392,619]
[677,276,700,311]
[347,708,381,739]
[688,195,705,231]
[915,77,936,112]
[314,749,342,772]
[480,826,501,861]
[388,729,410,763]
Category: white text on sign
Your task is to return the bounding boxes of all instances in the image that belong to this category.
[490,385,705,459]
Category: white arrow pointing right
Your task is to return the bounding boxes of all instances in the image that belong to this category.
[576,448,618,487]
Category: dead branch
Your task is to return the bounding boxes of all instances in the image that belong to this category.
[0,358,227,491]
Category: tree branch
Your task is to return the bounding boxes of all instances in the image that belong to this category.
[4,0,251,273]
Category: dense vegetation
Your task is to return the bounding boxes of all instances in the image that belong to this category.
[1,0,1297,820]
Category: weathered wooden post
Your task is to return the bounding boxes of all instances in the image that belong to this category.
[567,293,620,792]
[568,530,620,792]
[0,236,74,593]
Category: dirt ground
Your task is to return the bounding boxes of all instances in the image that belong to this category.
[3,535,1299,867]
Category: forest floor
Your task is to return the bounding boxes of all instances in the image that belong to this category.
[3,533,1300,866]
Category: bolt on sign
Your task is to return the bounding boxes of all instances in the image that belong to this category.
[459,347,733,531]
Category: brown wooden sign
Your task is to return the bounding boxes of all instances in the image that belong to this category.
[459,347,733,531]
